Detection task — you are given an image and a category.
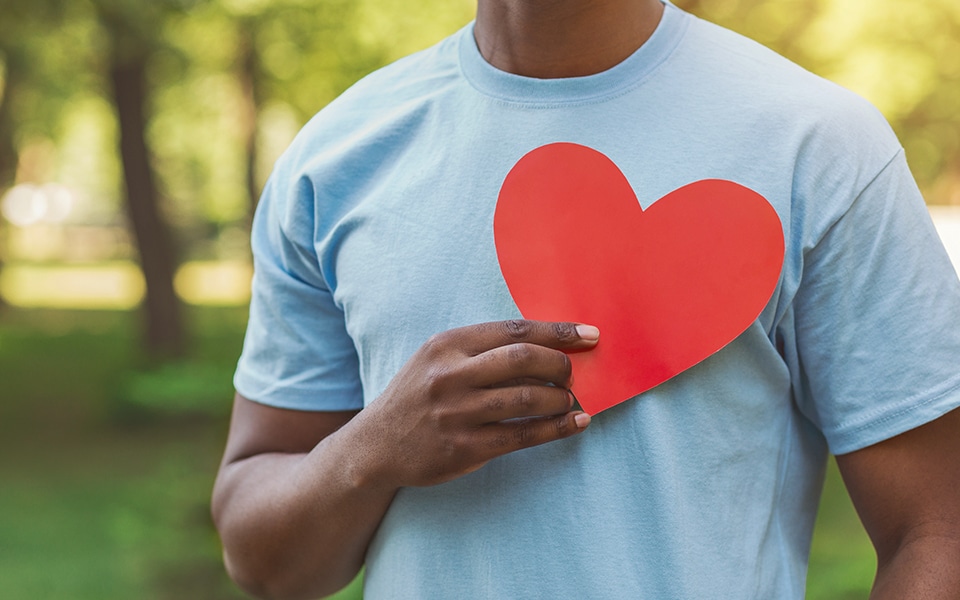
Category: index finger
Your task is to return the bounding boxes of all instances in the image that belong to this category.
[446,319,600,356]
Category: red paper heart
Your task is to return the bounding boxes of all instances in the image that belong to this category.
[494,143,784,415]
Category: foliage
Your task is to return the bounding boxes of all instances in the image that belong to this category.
[114,362,236,420]
[675,0,960,203]
[0,0,955,268]
[0,0,472,241]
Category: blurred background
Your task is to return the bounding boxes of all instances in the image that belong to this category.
[0,0,957,598]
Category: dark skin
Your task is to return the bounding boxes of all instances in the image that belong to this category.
[473,0,664,78]
[213,320,599,599]
[837,408,960,598]
[212,1,960,598]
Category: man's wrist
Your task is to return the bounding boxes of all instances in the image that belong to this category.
[317,410,403,495]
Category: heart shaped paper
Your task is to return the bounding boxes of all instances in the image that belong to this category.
[494,142,784,415]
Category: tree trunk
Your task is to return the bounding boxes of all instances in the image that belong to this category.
[238,21,262,217]
[109,54,184,359]
[0,55,18,187]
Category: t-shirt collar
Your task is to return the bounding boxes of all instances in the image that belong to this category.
[458,1,689,105]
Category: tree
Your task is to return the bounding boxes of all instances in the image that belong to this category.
[221,0,390,215]
[92,0,194,358]
[220,0,473,215]
[0,53,21,188]
[235,17,262,217]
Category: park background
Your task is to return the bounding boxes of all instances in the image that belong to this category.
[1,0,958,598]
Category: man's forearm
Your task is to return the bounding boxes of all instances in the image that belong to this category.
[212,421,397,600]
[869,534,960,599]
[213,321,598,598]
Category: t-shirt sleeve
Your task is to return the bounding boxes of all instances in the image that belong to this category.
[233,170,364,412]
[792,150,960,455]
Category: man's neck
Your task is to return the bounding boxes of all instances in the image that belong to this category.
[474,0,665,79]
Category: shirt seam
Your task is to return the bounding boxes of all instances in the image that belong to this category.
[830,376,960,450]
[805,147,905,253]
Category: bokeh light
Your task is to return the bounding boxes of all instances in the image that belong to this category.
[1,183,76,227]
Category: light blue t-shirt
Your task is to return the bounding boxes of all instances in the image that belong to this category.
[235,3,960,598]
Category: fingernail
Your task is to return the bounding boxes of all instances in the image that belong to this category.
[575,325,600,341]
[574,413,592,429]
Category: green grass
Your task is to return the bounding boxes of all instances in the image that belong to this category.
[0,307,872,599]
[807,459,875,599]
[0,308,243,599]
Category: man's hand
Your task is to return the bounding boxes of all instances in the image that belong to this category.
[212,319,598,600]
[348,319,598,488]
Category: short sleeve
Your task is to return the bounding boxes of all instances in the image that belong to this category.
[792,150,960,454]
[233,171,364,411]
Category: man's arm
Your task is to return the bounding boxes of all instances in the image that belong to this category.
[211,319,597,600]
[836,406,960,599]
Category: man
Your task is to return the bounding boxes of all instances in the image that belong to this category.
[212,1,960,598]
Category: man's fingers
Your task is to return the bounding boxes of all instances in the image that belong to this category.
[473,384,574,422]
[488,376,548,388]
[467,342,574,388]
[480,412,591,454]
[442,319,599,356]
